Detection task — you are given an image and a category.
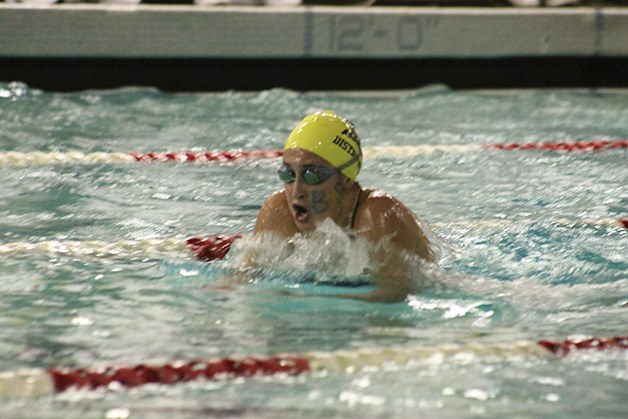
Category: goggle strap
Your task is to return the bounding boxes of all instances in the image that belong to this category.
[335,153,360,173]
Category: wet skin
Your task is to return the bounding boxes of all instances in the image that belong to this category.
[252,148,434,302]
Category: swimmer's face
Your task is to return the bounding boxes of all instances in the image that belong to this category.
[281,148,346,232]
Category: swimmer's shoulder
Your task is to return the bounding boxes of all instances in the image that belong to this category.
[262,190,287,209]
[354,187,433,260]
[356,188,408,217]
[353,188,394,231]
[255,190,297,236]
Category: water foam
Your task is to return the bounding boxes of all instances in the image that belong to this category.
[223,219,442,289]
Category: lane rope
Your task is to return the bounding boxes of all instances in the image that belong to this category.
[0,219,625,260]
[1,142,624,398]
[0,235,237,261]
[0,140,625,167]
[0,336,625,398]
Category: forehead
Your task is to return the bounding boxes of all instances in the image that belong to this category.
[282,148,332,167]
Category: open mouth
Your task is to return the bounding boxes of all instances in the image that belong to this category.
[292,204,309,223]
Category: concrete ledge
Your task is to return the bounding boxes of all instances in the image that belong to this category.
[1,5,626,90]
[0,4,626,58]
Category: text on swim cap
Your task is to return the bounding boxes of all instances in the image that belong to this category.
[332,136,358,158]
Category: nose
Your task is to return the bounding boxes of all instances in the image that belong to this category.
[291,176,307,199]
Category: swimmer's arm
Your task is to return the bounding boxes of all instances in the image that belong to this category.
[284,243,420,302]
[278,265,414,303]
[332,195,432,303]
[208,192,292,290]
[330,278,414,303]
[278,202,423,303]
[334,253,416,303]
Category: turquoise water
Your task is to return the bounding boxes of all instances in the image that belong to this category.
[0,82,626,417]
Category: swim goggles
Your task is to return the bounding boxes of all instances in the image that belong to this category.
[277,154,359,185]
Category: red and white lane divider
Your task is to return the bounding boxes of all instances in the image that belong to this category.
[429,218,628,229]
[0,218,625,260]
[0,150,283,167]
[0,336,625,398]
[0,140,625,167]
[364,140,627,158]
[0,235,241,262]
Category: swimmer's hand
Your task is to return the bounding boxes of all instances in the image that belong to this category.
[203,269,255,291]
[274,286,412,303]
[337,286,412,303]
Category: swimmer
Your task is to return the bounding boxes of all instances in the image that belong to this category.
[251,110,435,303]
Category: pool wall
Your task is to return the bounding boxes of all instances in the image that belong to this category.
[0,4,626,91]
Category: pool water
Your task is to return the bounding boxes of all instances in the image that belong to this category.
[0,82,626,417]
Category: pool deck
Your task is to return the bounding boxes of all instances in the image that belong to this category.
[0,4,626,90]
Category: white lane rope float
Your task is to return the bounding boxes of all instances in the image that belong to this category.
[0,218,625,260]
[0,238,192,258]
[0,140,626,167]
[0,336,625,398]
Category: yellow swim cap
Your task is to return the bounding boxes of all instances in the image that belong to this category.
[283,110,363,181]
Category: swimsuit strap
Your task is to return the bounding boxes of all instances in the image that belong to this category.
[350,188,363,229]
